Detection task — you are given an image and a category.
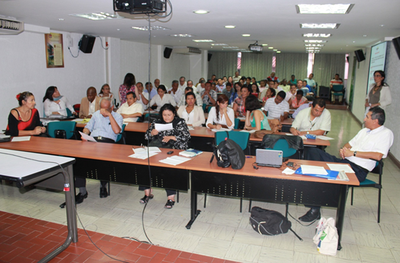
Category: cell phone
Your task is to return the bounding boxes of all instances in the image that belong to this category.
[287,162,294,167]
[167,151,174,154]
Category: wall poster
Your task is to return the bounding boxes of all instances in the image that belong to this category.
[45,33,64,68]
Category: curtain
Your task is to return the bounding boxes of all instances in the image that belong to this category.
[313,53,346,87]
[240,52,273,81]
[275,53,308,82]
[207,52,238,79]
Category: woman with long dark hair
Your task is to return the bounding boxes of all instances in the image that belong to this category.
[206,94,234,130]
[244,95,271,131]
[177,92,205,127]
[119,73,137,104]
[365,70,391,111]
[43,86,76,117]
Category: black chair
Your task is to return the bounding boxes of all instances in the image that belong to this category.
[350,159,383,223]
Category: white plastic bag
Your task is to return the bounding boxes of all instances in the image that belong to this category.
[312,217,338,256]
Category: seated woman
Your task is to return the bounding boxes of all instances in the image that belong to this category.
[6,92,46,136]
[206,94,234,130]
[285,84,297,102]
[99,83,115,105]
[143,103,191,208]
[261,87,276,103]
[117,92,144,122]
[244,95,272,131]
[250,83,260,97]
[149,85,176,111]
[43,86,76,117]
[177,92,205,127]
[288,90,308,109]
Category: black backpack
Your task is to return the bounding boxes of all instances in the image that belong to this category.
[210,137,245,169]
[250,206,302,240]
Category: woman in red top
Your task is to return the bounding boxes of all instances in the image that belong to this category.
[6,92,46,136]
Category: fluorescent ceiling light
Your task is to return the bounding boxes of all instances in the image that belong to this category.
[223,46,238,49]
[276,51,281,54]
[296,4,354,14]
[211,43,227,46]
[304,40,327,43]
[303,33,331,38]
[300,23,340,29]
[225,25,236,29]
[268,47,273,49]
[262,44,268,46]
[305,44,324,47]
[242,34,250,37]
[170,34,192,38]
[70,12,117,20]
[193,10,209,14]
[132,26,170,31]
[273,49,278,51]
[193,39,214,43]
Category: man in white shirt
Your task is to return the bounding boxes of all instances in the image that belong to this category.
[178,76,187,90]
[187,80,194,88]
[290,99,331,135]
[117,92,144,122]
[197,80,206,94]
[299,107,393,222]
[264,91,289,121]
[168,80,183,104]
[232,71,241,83]
[178,87,203,107]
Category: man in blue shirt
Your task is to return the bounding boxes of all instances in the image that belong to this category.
[77,97,123,200]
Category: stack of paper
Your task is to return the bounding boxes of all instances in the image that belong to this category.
[11,136,31,142]
[240,130,256,133]
[179,149,203,157]
[128,147,161,160]
[300,165,328,175]
[211,128,231,132]
[159,156,191,166]
[316,136,334,140]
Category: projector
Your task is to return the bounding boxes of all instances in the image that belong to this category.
[248,41,263,52]
[114,0,165,14]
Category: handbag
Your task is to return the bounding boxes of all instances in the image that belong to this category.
[210,135,245,169]
[313,217,338,256]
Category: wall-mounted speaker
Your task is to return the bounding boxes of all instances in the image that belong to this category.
[79,35,96,53]
[354,49,365,62]
[208,53,212,61]
[164,47,172,59]
[392,36,400,60]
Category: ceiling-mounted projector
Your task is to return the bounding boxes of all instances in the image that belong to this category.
[114,0,166,14]
[248,41,263,52]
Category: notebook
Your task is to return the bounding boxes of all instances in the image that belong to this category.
[256,149,283,168]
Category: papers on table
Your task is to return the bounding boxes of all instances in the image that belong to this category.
[73,118,90,124]
[11,136,31,142]
[240,130,256,133]
[327,163,355,173]
[300,135,307,140]
[187,126,194,130]
[300,165,328,175]
[179,149,203,157]
[282,167,295,175]
[211,128,231,132]
[159,156,191,166]
[78,131,97,142]
[155,123,173,132]
[129,147,161,159]
[316,136,334,140]
[285,133,294,136]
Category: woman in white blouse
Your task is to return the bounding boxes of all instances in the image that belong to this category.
[206,94,234,130]
[42,86,76,117]
[177,92,205,127]
[149,85,176,111]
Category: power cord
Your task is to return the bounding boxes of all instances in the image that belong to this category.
[68,47,79,58]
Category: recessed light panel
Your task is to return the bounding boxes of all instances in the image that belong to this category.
[70,12,117,20]
[193,10,209,14]
[211,43,227,46]
[296,4,354,14]
[276,51,281,54]
[268,47,273,49]
[225,25,236,29]
[305,44,324,47]
[300,23,340,29]
[303,33,331,38]
[304,40,327,43]
[193,39,214,43]
[170,34,193,38]
[242,34,251,37]
[262,44,268,46]
[132,26,170,31]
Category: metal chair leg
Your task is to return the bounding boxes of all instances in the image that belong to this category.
[204,193,207,208]
[350,187,354,205]
[248,199,252,212]
[240,198,242,213]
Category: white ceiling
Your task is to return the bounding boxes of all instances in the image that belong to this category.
[1,0,400,53]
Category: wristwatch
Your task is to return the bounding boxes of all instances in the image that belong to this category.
[354,151,357,157]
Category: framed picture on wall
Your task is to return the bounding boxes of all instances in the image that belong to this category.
[45,33,64,68]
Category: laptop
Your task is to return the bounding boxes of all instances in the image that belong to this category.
[256,149,283,168]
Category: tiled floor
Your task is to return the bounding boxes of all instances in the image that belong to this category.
[1,109,400,262]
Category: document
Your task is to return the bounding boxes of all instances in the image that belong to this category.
[133,147,161,154]
[211,128,231,132]
[282,167,295,175]
[78,131,97,142]
[129,152,158,160]
[316,136,334,140]
[11,136,31,142]
[155,123,173,132]
[240,130,256,133]
[327,163,355,173]
[300,165,328,175]
[159,156,191,166]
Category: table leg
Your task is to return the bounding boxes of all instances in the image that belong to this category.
[335,185,348,250]
[186,190,201,229]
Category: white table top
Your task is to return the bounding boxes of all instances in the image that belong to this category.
[0,148,75,179]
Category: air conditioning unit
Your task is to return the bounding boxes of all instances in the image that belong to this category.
[0,17,24,35]
[173,47,201,55]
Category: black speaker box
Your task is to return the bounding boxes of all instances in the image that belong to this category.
[392,36,400,60]
[208,53,212,61]
[354,49,365,62]
[164,47,172,59]
[79,35,96,53]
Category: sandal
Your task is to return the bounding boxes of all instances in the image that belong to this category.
[165,199,175,209]
[139,194,154,204]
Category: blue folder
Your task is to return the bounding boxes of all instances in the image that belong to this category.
[295,167,339,180]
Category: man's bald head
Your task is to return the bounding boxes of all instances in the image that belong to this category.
[100,97,112,111]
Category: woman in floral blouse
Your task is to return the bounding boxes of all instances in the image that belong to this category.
[141,103,191,209]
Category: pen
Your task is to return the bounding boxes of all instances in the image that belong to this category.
[246,156,253,158]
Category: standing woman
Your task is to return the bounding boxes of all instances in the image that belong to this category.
[6,92,46,136]
[206,94,234,130]
[177,92,205,127]
[365,70,391,111]
[43,86,76,117]
[143,104,191,208]
[119,73,137,104]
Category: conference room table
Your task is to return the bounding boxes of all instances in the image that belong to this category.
[75,122,330,151]
[0,136,357,249]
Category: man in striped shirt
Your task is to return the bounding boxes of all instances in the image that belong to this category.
[263,91,289,122]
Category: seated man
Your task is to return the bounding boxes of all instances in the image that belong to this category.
[178,87,202,107]
[216,78,226,93]
[168,80,183,104]
[201,82,217,110]
[144,81,157,100]
[222,82,234,103]
[264,91,289,122]
[135,82,149,107]
[178,76,187,90]
[117,92,144,122]
[300,107,393,222]
[78,97,124,200]
[79,87,101,118]
[290,99,331,135]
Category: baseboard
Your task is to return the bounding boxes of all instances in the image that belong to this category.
[388,152,400,169]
